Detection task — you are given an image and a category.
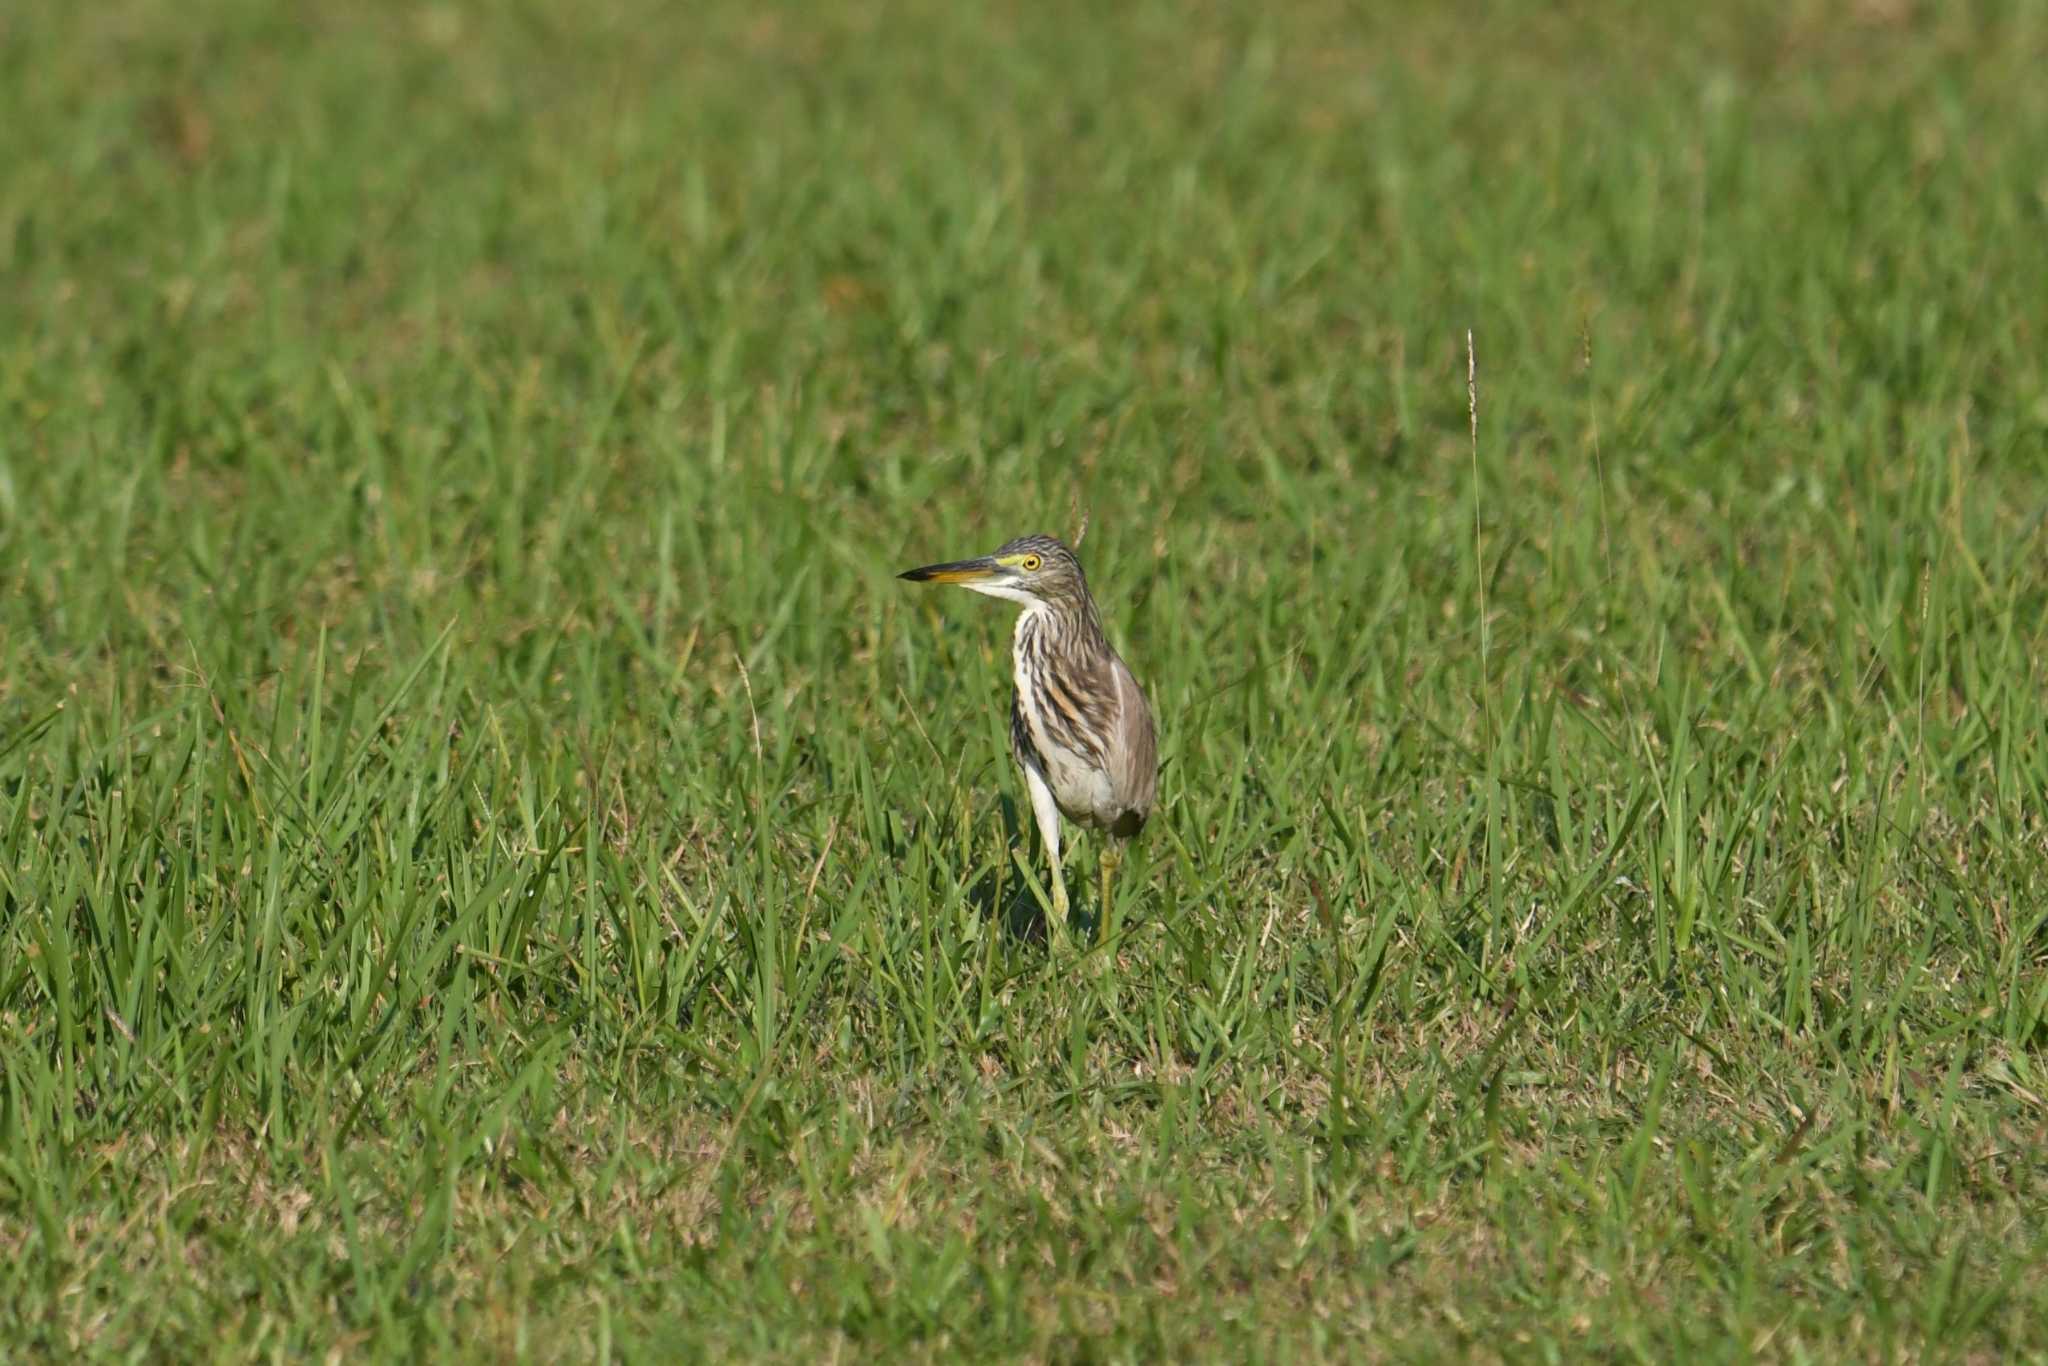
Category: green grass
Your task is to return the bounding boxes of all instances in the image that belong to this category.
[4,0,2048,1357]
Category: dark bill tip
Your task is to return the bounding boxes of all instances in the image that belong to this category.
[898,558,996,584]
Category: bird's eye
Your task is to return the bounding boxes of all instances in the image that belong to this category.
[1020,554,1042,571]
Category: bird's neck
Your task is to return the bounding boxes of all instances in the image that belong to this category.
[1012,599,1109,657]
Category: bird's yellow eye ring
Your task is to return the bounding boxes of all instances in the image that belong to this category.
[1020,554,1042,571]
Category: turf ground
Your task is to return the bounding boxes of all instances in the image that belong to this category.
[3,0,2047,1358]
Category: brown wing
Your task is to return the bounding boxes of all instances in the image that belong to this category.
[1106,653,1157,836]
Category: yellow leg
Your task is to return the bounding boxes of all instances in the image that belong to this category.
[1020,760,1071,950]
[1098,842,1118,922]
[1093,840,1129,967]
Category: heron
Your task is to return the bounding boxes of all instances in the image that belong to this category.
[899,533,1157,947]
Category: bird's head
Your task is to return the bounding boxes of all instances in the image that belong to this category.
[898,533,1088,611]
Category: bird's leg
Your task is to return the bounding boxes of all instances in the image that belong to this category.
[1098,840,1119,924]
[1093,838,1131,963]
[1021,760,1071,948]
[1043,841,1071,952]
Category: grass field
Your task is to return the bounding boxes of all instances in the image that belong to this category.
[4,0,2048,1358]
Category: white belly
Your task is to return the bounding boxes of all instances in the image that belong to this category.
[1039,742,1115,825]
